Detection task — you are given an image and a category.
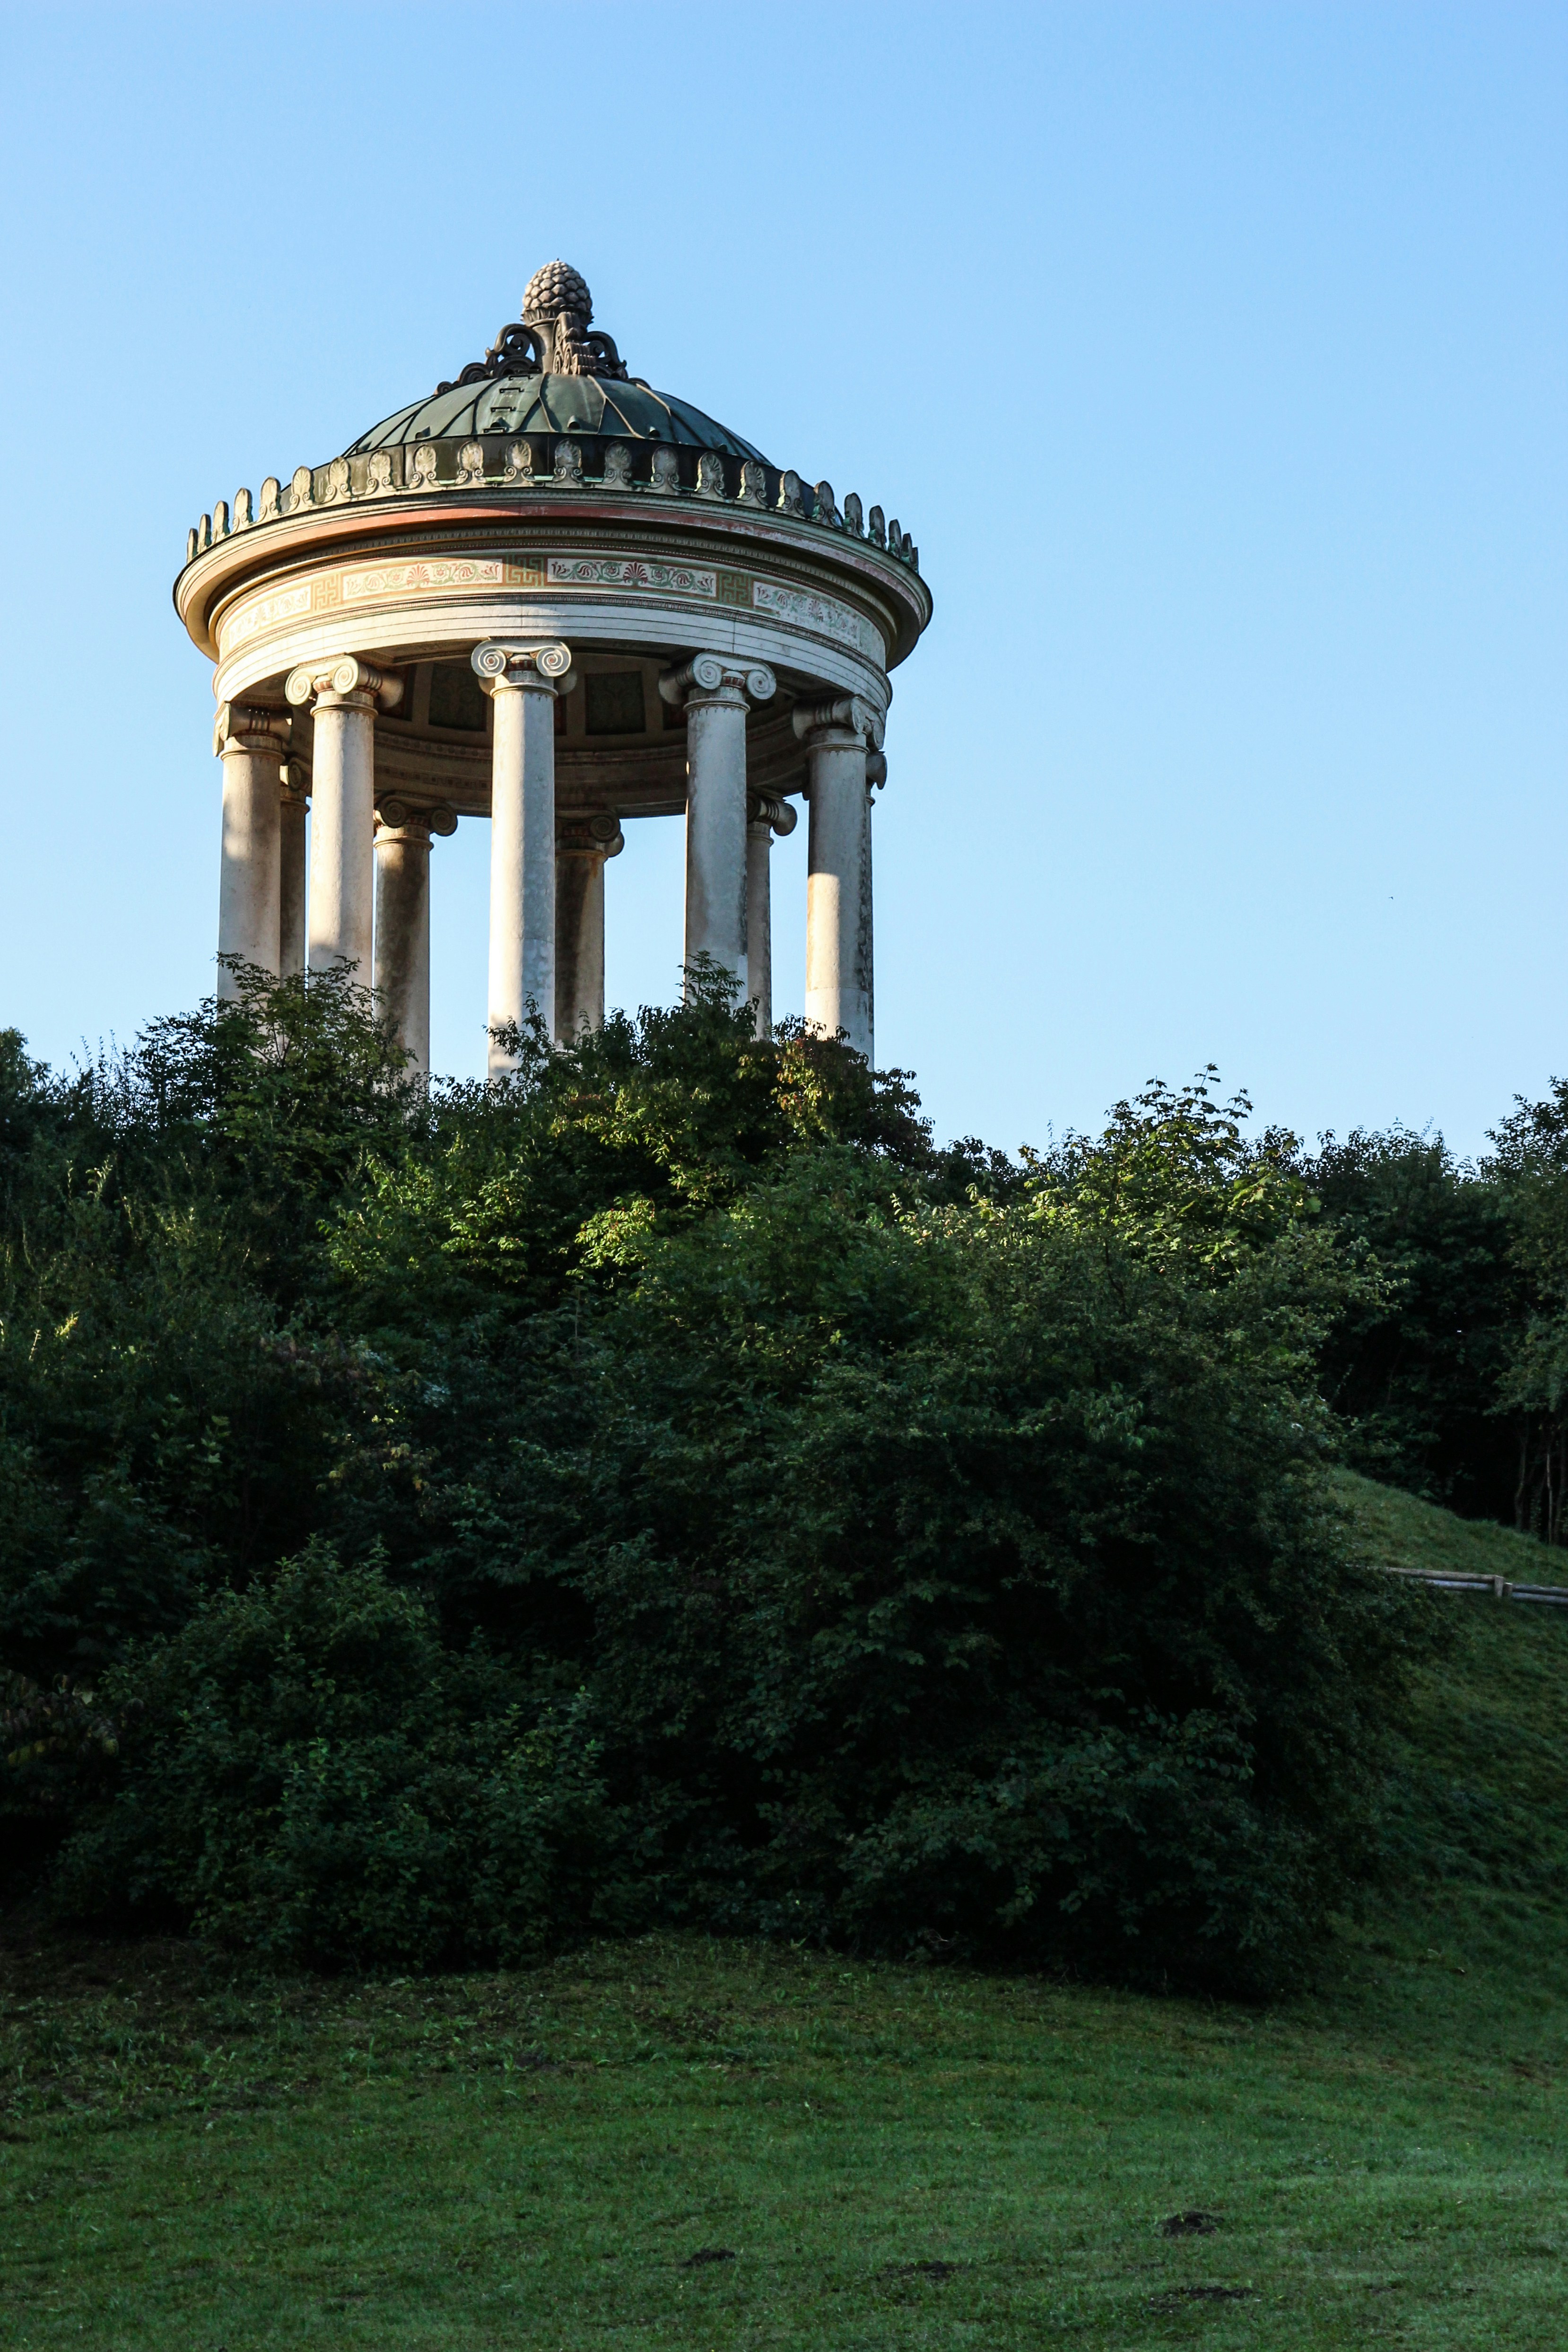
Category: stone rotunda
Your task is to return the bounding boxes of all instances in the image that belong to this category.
[175,261,932,1073]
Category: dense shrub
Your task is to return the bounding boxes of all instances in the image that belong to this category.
[469,1146,1410,1988]
[1,979,1434,1987]
[52,1542,632,1970]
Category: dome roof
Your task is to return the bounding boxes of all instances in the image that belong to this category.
[344,261,768,464]
[345,371,767,462]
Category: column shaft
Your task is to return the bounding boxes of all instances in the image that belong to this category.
[662,656,774,1006]
[279,780,308,977]
[487,679,558,1065]
[746,817,773,1040]
[306,696,377,976]
[804,732,874,1060]
[217,746,282,993]
[556,853,606,1039]
[556,818,623,1040]
[683,693,749,995]
[374,823,432,1074]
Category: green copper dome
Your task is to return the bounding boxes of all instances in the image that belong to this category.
[345,262,768,464]
[345,370,767,462]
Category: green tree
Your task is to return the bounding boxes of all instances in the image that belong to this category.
[1298,1129,1521,1519]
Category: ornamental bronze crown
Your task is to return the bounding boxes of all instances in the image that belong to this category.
[437,260,630,395]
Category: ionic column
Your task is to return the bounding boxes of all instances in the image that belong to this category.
[285,656,404,981]
[213,702,290,995]
[659,653,776,1002]
[374,799,457,1075]
[473,639,573,1071]
[794,695,884,1063]
[745,791,798,1040]
[279,766,308,977]
[556,815,625,1040]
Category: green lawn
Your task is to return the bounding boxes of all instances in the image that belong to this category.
[5,1483,1568,2350]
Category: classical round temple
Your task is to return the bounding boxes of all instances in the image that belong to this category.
[176,261,932,1074]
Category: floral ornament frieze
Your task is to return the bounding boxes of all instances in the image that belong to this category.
[751,581,882,660]
[546,555,718,598]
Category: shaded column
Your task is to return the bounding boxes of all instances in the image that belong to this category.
[285,656,404,982]
[473,639,573,1071]
[374,798,457,1075]
[659,653,776,1002]
[745,791,798,1041]
[214,702,291,995]
[279,766,309,977]
[794,694,884,1063]
[556,815,625,1040]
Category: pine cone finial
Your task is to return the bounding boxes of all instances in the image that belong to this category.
[523,261,592,326]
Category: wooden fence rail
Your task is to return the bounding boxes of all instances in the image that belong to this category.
[1381,1565,1568,1608]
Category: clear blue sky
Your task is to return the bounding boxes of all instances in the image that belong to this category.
[1,2,1562,1156]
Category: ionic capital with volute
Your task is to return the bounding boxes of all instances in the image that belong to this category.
[285,656,405,714]
[748,790,799,837]
[213,702,292,758]
[659,653,776,711]
[471,640,574,695]
[558,812,626,861]
[376,797,459,845]
[791,693,885,751]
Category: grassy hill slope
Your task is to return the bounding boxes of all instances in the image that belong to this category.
[3,1479,1567,2351]
[1337,1465,1568,1586]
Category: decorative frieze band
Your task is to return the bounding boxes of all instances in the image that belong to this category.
[188,440,919,575]
[218,556,884,666]
[548,554,717,596]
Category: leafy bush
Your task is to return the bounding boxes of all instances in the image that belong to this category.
[2,981,1433,1988]
[54,1541,634,1970]
[496,1144,1412,1989]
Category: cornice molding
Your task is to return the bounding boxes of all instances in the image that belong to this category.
[176,481,931,667]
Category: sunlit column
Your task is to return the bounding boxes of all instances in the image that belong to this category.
[794,694,884,1063]
[285,656,404,981]
[473,639,574,1071]
[213,702,290,994]
[659,653,776,1003]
